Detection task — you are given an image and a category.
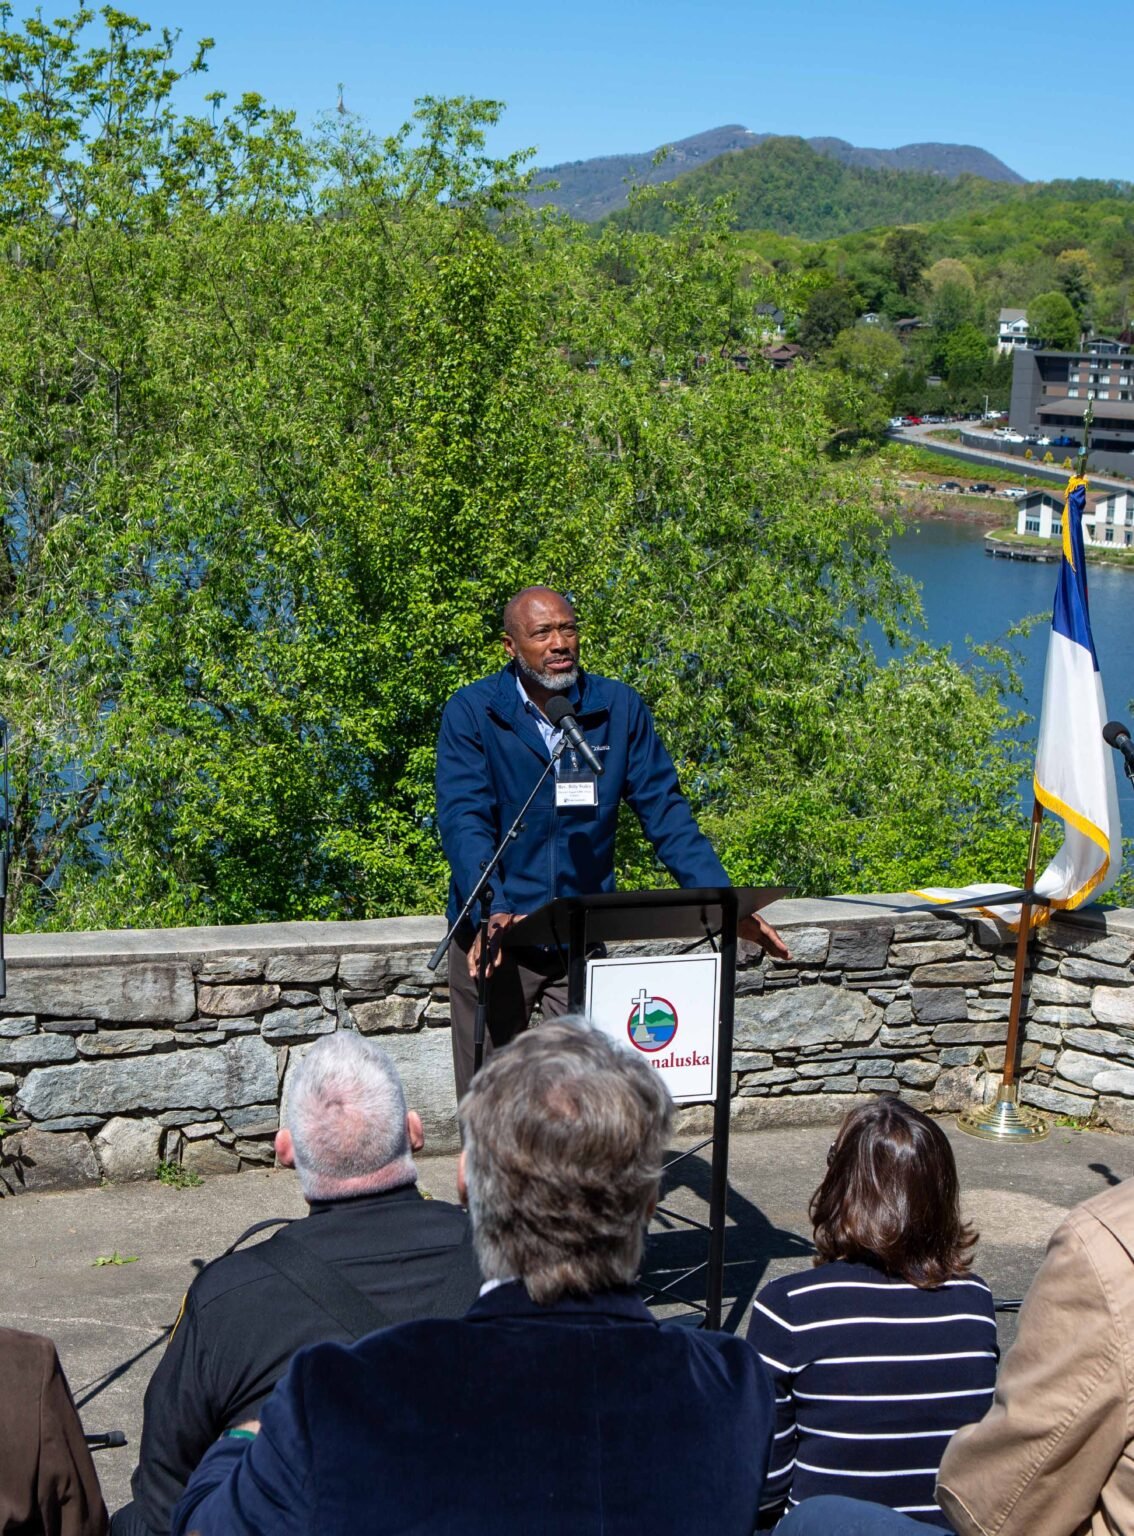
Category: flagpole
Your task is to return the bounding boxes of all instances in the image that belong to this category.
[957,796,1050,1141]
[1000,797,1043,1097]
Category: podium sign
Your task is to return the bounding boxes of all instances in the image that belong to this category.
[585,953,721,1104]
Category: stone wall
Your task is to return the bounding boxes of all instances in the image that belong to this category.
[2,897,1134,1192]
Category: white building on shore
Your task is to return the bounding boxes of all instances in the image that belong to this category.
[1016,487,1134,547]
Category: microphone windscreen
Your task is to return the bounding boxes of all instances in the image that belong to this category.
[1103,720,1131,747]
[544,696,575,726]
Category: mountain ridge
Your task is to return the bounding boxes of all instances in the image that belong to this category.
[529,125,1025,222]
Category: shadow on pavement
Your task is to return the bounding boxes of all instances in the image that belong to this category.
[643,1144,813,1333]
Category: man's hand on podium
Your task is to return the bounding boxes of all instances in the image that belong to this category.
[468,912,525,979]
[737,912,791,963]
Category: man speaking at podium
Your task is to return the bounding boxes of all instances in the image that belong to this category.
[436,586,788,1097]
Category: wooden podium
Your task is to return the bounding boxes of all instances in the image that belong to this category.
[504,885,786,1330]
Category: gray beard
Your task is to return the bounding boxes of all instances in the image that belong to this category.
[515,654,579,692]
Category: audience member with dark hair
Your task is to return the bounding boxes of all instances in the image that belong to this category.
[114,1031,479,1536]
[0,1327,107,1536]
[747,1097,997,1532]
[172,1019,776,1536]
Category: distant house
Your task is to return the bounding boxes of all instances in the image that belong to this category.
[893,317,927,347]
[762,342,804,369]
[1015,489,1065,539]
[997,308,1033,355]
[860,312,881,326]
[1083,489,1134,548]
[754,303,786,339]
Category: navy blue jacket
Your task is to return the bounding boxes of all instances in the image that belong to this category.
[172,1283,775,1536]
[436,665,730,924]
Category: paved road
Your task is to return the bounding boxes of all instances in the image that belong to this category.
[892,423,1130,493]
[1,1120,1129,1515]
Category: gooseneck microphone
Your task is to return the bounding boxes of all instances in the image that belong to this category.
[1103,720,1134,775]
[544,696,605,776]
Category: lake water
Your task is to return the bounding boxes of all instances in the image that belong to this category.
[879,519,1134,817]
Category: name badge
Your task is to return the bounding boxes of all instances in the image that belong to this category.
[556,773,598,809]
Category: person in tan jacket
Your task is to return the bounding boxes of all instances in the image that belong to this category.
[0,1328,107,1536]
[937,1176,1134,1536]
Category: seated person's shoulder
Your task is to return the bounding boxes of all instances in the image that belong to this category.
[191,1196,473,1309]
[0,1327,67,1398]
[0,1324,57,1364]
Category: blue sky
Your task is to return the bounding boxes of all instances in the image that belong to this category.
[136,0,1131,184]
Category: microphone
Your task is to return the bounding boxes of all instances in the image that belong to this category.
[544,696,605,777]
[84,1430,127,1451]
[1103,720,1134,773]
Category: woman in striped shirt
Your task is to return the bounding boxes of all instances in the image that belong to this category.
[747,1096,997,1532]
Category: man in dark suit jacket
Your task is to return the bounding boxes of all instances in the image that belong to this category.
[114,1032,479,1536]
[173,1020,775,1536]
[0,1328,107,1536]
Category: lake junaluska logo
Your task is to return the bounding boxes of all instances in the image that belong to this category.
[626,988,678,1052]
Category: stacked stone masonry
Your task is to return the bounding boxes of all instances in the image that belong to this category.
[2,897,1134,1192]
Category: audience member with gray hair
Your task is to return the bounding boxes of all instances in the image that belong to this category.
[114,1031,479,1536]
[173,1019,776,1536]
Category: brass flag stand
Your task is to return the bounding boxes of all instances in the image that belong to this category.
[957,799,1049,1141]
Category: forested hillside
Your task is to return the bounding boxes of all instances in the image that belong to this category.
[613,137,1026,238]
[724,176,1134,423]
[531,128,1022,222]
[613,136,1134,270]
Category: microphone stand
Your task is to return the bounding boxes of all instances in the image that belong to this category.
[428,736,568,1077]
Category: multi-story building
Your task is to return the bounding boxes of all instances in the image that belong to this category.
[1010,340,1134,475]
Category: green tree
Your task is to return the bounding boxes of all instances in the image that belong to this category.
[825,324,904,434]
[1055,248,1096,328]
[929,280,974,338]
[942,322,993,410]
[1028,290,1080,349]
[798,281,858,353]
[883,227,929,300]
[924,258,975,295]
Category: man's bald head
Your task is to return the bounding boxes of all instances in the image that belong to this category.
[502,586,574,637]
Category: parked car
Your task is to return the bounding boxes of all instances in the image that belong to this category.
[1001,432,1025,444]
[969,483,995,494]
[889,416,906,429]
[1051,434,1078,447]
[901,415,923,426]
[940,481,964,492]
[1001,488,1028,499]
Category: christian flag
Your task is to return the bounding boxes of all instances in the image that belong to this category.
[917,475,1121,927]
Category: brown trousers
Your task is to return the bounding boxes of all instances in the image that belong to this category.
[448,931,569,1102]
